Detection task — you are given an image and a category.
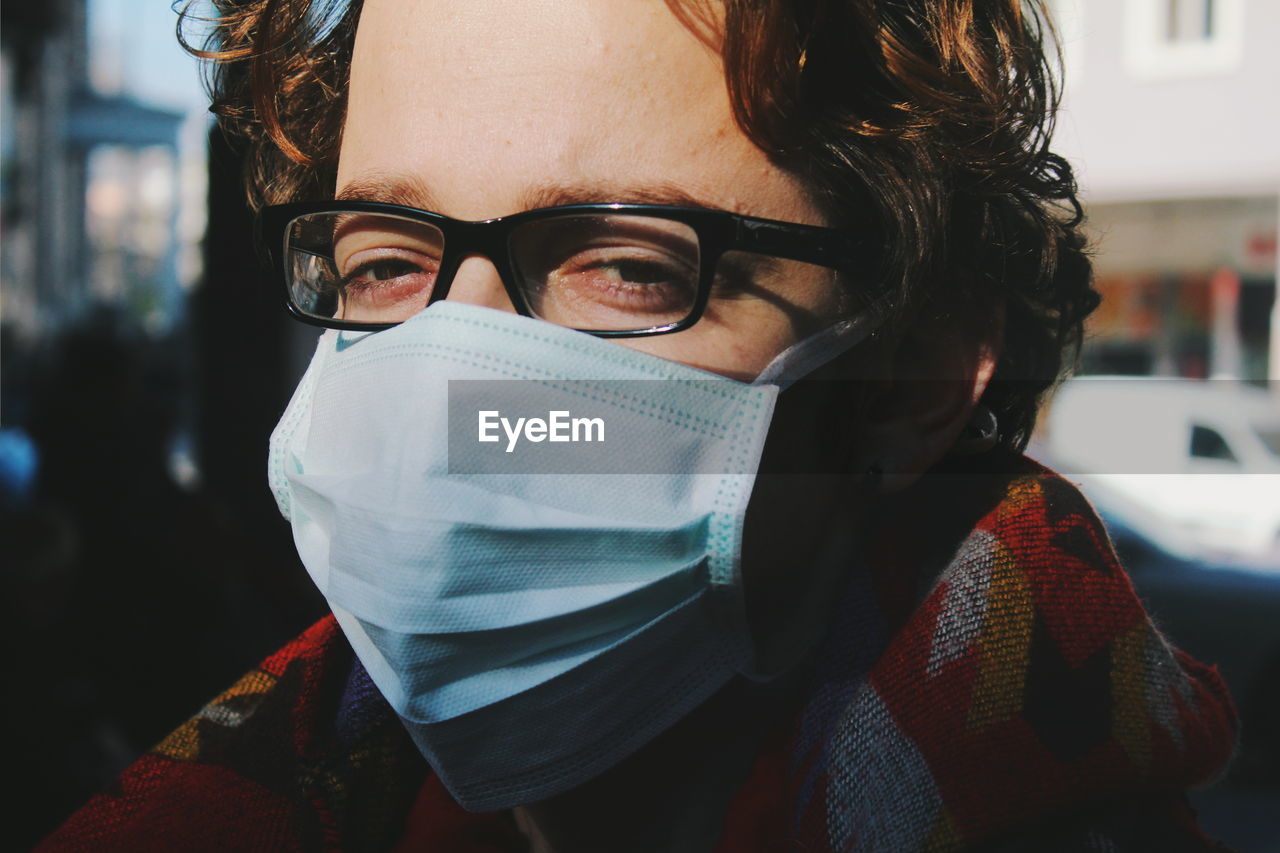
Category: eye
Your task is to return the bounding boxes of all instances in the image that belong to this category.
[591,258,682,285]
[545,247,697,309]
[329,213,444,289]
[508,214,703,330]
[565,253,690,288]
[333,252,439,323]
[342,258,427,286]
[286,211,445,324]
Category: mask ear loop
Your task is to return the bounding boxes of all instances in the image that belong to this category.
[738,314,883,680]
[751,314,877,390]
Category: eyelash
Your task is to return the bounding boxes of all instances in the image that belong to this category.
[340,258,426,287]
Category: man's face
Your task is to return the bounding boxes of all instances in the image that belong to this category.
[339,0,847,379]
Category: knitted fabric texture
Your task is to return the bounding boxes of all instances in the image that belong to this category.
[719,455,1238,852]
[40,456,1238,852]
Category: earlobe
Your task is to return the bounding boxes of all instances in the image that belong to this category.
[950,403,1000,456]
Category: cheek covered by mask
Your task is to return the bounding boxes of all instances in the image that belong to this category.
[268,301,869,811]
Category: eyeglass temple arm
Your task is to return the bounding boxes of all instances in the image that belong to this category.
[733,218,867,271]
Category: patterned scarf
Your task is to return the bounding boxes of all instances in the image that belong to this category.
[41,455,1237,852]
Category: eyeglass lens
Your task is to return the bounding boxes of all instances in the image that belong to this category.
[284,211,703,332]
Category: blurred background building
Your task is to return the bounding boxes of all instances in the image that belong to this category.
[1035,0,1280,566]
[1,0,1277,849]
[1052,0,1278,382]
[2,0,204,349]
[1043,5,1280,850]
[2,3,325,846]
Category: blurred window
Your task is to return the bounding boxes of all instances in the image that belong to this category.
[1164,0,1216,41]
[85,144,181,332]
[1189,424,1237,462]
[1124,0,1244,79]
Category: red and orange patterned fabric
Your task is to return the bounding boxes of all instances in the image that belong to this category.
[41,456,1237,851]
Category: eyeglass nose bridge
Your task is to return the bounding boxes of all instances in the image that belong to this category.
[426,219,533,316]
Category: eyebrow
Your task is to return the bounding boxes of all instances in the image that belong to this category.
[519,181,723,212]
[336,173,440,209]
[335,173,729,218]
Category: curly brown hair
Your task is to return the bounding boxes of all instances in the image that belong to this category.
[180,0,1098,450]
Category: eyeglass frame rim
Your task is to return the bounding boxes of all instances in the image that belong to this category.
[256,200,874,337]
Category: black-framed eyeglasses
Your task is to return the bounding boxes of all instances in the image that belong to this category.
[257,201,870,337]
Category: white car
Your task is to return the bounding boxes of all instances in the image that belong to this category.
[1038,377,1280,567]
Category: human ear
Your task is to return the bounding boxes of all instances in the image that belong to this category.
[738,307,1000,674]
[853,310,1002,492]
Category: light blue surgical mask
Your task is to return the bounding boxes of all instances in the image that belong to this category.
[268,301,870,810]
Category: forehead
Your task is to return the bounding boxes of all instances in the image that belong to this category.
[339,0,822,224]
